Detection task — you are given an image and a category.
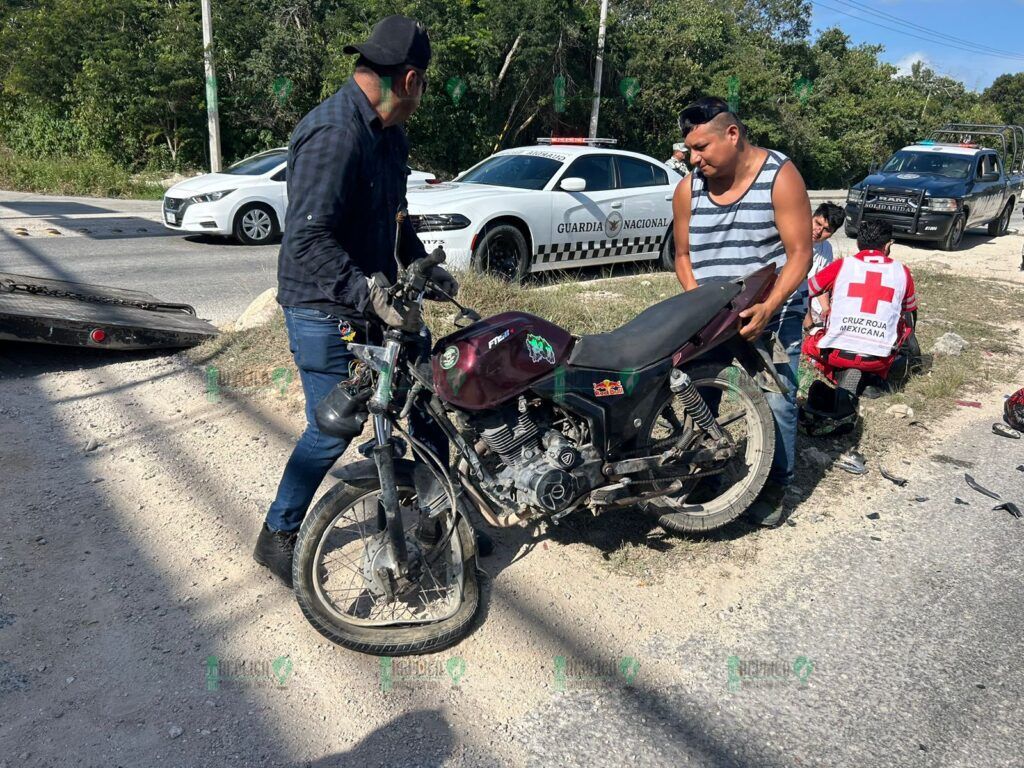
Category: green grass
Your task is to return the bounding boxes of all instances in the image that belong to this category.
[0,148,165,199]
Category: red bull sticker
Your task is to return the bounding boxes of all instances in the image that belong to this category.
[593,379,624,397]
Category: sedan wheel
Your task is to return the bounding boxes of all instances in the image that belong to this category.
[234,204,279,245]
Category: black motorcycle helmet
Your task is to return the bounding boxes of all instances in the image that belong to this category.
[315,381,371,439]
[799,380,858,437]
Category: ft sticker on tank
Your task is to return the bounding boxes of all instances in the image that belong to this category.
[440,345,460,369]
[525,334,555,365]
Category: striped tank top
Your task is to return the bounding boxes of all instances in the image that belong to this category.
[689,149,806,316]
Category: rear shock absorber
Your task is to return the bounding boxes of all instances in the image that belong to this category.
[670,368,726,441]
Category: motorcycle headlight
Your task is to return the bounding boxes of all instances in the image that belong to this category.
[409,213,471,232]
[924,197,958,212]
[190,189,236,204]
[846,188,864,203]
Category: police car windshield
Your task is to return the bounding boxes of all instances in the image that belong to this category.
[459,155,562,190]
[881,151,972,179]
[225,151,287,176]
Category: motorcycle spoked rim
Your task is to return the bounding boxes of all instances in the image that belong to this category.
[644,372,772,519]
[310,486,466,628]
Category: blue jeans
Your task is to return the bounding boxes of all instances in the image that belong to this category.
[763,312,803,487]
[265,307,446,533]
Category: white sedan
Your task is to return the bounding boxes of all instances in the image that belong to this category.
[407,139,685,281]
[162,148,436,245]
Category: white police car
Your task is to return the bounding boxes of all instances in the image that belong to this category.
[407,138,684,281]
[163,148,435,245]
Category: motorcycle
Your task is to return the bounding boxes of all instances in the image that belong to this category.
[291,248,788,655]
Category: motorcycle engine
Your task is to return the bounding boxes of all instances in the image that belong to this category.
[471,398,593,514]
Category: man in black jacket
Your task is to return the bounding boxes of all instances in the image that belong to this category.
[254,15,458,587]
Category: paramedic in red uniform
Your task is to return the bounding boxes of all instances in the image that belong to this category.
[802,219,917,393]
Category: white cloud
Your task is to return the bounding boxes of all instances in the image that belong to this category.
[895,51,931,76]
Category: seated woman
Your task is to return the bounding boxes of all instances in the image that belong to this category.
[801,219,917,428]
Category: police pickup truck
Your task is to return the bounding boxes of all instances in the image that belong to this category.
[845,123,1024,251]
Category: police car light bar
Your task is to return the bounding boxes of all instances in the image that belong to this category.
[537,137,618,147]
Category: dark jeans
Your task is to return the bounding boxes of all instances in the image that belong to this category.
[702,311,802,488]
[265,306,446,533]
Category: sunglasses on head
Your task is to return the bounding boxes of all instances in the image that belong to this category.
[678,100,731,136]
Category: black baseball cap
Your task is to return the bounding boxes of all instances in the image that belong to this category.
[343,15,431,70]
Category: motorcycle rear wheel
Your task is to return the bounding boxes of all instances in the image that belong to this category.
[642,361,775,533]
[293,478,480,656]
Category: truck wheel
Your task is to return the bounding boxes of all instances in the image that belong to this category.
[938,213,965,251]
[987,201,1012,237]
[844,224,857,239]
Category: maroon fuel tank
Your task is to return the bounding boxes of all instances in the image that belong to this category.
[431,311,574,411]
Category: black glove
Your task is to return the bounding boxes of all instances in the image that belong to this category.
[365,273,422,331]
[425,265,459,300]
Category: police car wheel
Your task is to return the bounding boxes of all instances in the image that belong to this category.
[660,230,676,271]
[472,224,529,283]
[233,203,279,245]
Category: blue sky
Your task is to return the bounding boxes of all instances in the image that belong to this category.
[810,0,1024,91]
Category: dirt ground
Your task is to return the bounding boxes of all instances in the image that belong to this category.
[1,228,1022,767]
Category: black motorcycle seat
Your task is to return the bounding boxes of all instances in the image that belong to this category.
[568,281,742,370]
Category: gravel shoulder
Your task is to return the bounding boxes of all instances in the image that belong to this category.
[2,330,1022,766]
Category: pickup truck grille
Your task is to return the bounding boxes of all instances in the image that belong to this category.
[864,192,919,216]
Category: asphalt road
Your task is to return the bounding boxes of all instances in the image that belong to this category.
[508,410,1024,767]
[2,189,1021,327]
[0,191,278,325]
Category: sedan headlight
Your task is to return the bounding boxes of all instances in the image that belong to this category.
[409,213,471,232]
[846,188,864,203]
[189,189,236,204]
[924,197,958,212]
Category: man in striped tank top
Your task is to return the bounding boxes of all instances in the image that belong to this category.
[671,97,813,527]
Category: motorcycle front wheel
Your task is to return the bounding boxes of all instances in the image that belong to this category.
[641,361,775,533]
[292,477,480,656]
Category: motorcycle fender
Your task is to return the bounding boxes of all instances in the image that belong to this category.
[732,336,788,395]
[329,458,418,486]
[328,458,476,555]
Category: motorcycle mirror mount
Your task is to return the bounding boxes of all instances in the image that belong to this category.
[453,307,481,328]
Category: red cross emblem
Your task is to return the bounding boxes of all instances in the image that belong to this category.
[847,271,895,314]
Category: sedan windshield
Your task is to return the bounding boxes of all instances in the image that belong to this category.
[225,151,287,176]
[881,151,972,179]
[459,155,563,190]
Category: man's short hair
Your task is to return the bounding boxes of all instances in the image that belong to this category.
[678,96,747,140]
[814,202,845,234]
[355,54,412,80]
[857,219,894,251]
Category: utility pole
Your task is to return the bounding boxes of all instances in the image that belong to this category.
[200,0,222,172]
[588,0,609,139]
